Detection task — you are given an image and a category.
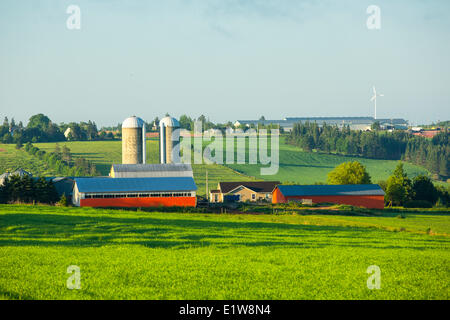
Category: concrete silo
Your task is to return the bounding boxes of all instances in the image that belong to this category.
[159,116,180,164]
[122,116,146,164]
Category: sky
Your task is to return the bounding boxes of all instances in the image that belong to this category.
[0,0,449,127]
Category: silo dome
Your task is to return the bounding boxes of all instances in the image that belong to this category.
[122,116,145,128]
[159,116,180,128]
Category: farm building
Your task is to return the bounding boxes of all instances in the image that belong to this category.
[72,176,197,207]
[209,181,280,203]
[411,130,441,138]
[272,184,385,209]
[0,169,32,186]
[110,163,193,178]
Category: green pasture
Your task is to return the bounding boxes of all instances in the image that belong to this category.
[0,204,448,299]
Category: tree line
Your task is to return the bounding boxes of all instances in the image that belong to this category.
[286,122,449,178]
[0,114,116,145]
[24,142,98,176]
[403,133,449,178]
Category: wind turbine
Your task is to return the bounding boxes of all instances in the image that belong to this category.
[371,86,384,119]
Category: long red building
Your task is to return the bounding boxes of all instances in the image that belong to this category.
[72,176,197,207]
[272,184,385,209]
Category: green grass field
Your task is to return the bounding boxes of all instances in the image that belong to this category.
[0,204,448,299]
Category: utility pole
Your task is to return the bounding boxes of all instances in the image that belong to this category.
[206,169,208,201]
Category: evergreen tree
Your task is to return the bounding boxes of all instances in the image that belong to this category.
[412,175,438,204]
[385,162,413,206]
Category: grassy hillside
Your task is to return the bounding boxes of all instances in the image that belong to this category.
[226,137,431,184]
[34,140,157,175]
[0,144,61,177]
[0,204,449,299]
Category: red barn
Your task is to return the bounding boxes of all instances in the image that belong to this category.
[72,176,197,207]
[272,184,385,209]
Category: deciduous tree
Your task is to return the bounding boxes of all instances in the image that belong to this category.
[327,161,372,185]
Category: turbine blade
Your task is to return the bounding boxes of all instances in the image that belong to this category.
[379,94,384,97]
[371,96,376,101]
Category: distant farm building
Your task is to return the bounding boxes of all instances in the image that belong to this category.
[64,127,72,138]
[0,169,32,186]
[234,117,408,132]
[412,130,441,138]
[272,184,385,209]
[145,132,159,139]
[209,181,280,203]
[110,163,193,178]
[72,176,197,207]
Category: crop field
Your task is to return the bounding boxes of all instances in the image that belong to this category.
[0,204,449,300]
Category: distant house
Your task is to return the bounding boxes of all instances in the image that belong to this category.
[109,163,193,178]
[0,169,32,186]
[64,127,72,138]
[145,132,159,138]
[72,176,197,207]
[272,184,385,209]
[209,181,280,203]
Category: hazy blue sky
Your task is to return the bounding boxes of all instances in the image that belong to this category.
[1,0,449,127]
